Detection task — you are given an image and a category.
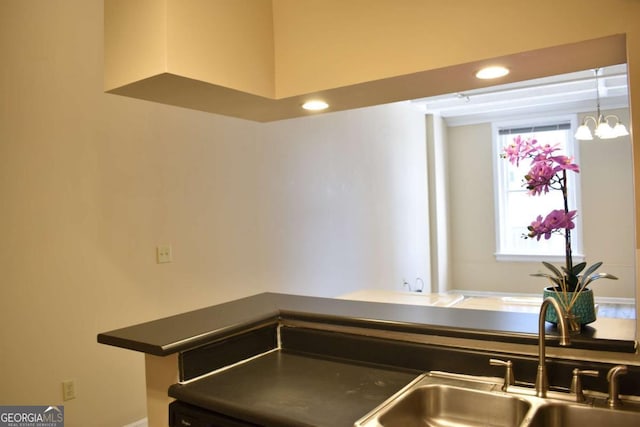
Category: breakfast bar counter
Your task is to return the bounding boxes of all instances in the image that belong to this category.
[98,292,636,356]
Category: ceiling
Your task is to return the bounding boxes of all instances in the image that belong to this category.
[412,64,629,127]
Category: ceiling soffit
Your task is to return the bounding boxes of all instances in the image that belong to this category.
[104,1,627,122]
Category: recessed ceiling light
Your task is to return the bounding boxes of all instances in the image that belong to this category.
[475,66,510,80]
[302,100,329,111]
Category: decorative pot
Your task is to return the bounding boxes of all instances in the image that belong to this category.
[542,286,596,325]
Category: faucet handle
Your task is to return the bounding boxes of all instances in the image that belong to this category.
[607,365,629,408]
[490,358,515,391]
[571,368,599,403]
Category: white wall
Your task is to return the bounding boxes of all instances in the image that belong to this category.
[426,115,450,293]
[257,105,430,296]
[447,116,635,297]
[0,1,429,426]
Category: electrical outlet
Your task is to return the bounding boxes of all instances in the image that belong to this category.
[62,380,75,401]
[156,245,172,264]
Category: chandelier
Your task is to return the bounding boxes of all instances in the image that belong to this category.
[574,68,629,140]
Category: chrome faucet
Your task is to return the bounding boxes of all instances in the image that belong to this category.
[607,365,628,408]
[535,297,571,398]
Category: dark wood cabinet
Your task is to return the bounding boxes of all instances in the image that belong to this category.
[169,401,260,427]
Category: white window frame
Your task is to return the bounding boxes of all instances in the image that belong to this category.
[492,115,584,262]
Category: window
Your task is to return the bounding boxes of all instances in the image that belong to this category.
[493,117,583,261]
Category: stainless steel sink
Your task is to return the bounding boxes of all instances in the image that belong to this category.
[355,372,640,427]
[355,373,531,427]
[375,384,531,427]
[526,403,640,427]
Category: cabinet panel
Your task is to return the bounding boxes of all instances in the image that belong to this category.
[169,401,260,427]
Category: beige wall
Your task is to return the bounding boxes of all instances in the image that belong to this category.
[448,111,635,297]
[166,0,275,97]
[104,0,275,96]
[272,0,638,97]
[579,108,636,298]
[0,2,428,426]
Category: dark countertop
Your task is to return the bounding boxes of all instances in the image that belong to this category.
[169,350,419,427]
[97,292,637,355]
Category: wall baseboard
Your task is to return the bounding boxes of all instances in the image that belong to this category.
[123,418,147,427]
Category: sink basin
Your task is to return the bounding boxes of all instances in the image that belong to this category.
[526,403,640,427]
[356,372,640,427]
[368,384,531,427]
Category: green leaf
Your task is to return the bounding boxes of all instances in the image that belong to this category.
[579,262,603,287]
[584,261,603,276]
[582,272,618,287]
[572,262,586,275]
[542,262,563,279]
